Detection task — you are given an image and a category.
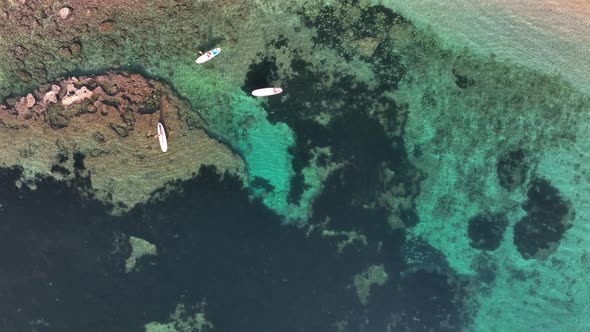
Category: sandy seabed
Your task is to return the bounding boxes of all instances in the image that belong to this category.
[383,0,590,94]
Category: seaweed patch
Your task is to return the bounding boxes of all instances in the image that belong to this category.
[497,149,529,191]
[513,177,572,259]
[468,212,509,251]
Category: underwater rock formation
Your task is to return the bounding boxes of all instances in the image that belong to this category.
[467,212,509,251]
[0,72,245,214]
[513,177,572,259]
[247,1,421,228]
[496,148,529,191]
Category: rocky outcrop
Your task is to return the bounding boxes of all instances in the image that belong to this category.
[0,71,246,215]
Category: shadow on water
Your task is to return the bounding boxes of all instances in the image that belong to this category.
[196,24,225,52]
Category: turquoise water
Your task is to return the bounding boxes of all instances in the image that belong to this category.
[0,0,589,331]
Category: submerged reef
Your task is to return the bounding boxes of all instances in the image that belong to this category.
[467,212,509,251]
[513,177,572,259]
[496,148,529,191]
[249,1,422,229]
[353,264,388,305]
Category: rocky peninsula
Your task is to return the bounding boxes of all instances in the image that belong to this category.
[0,71,246,214]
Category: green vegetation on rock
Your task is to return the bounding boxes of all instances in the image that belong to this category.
[353,264,388,305]
[145,302,213,332]
[126,236,157,273]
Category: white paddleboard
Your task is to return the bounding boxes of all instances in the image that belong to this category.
[251,87,283,97]
[195,48,221,64]
[157,122,168,152]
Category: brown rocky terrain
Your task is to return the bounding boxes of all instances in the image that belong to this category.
[0,71,246,214]
[0,0,254,97]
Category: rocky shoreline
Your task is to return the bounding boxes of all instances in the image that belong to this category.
[0,71,246,214]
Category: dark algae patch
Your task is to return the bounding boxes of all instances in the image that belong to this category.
[514,177,572,259]
[242,55,280,94]
[468,212,509,251]
[497,149,529,191]
[245,1,417,224]
[298,0,407,87]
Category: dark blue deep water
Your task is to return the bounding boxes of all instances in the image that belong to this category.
[0,163,463,331]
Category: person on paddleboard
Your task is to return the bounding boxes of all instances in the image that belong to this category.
[196,48,221,64]
[154,122,168,152]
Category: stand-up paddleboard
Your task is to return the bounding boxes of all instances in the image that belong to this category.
[252,87,283,97]
[195,48,221,64]
[156,122,168,152]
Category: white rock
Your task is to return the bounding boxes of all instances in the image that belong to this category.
[59,7,71,20]
[43,85,61,104]
[62,84,93,107]
[25,93,35,108]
